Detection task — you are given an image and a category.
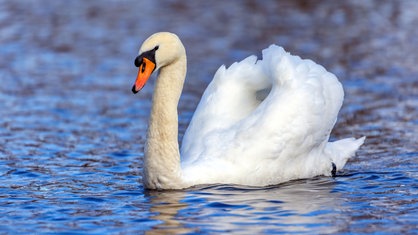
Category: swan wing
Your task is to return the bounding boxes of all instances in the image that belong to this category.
[227,46,345,181]
[181,45,361,186]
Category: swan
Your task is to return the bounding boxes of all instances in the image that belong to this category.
[131,32,365,190]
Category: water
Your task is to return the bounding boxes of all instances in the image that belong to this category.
[1,0,418,234]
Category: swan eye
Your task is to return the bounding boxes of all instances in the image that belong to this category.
[154,46,159,51]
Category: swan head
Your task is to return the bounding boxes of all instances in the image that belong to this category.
[132,32,185,93]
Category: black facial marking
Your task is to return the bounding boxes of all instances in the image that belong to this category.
[134,56,142,67]
[134,46,159,68]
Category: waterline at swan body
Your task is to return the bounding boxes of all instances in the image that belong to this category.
[132,32,365,190]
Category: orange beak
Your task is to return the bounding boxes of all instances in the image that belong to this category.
[132,57,156,94]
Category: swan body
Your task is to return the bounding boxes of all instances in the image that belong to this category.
[132,32,365,190]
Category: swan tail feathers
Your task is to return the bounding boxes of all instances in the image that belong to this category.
[328,136,366,170]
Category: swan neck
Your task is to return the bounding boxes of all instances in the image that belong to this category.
[143,54,187,189]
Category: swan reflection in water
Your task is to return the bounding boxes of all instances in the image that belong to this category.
[145,177,348,234]
[144,189,192,235]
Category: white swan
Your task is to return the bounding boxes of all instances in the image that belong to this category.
[132,32,365,190]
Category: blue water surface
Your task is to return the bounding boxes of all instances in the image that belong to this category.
[1,0,418,234]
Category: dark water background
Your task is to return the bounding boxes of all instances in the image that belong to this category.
[1,0,418,234]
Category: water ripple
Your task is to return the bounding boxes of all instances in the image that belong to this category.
[1,0,418,234]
